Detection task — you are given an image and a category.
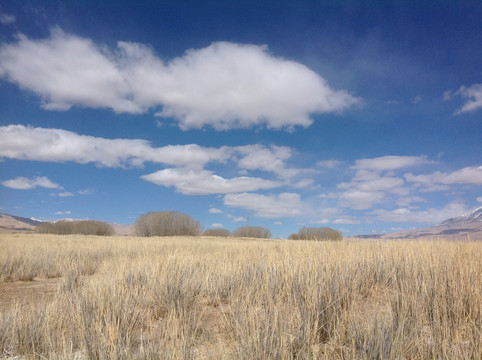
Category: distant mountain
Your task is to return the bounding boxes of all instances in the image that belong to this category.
[0,213,137,236]
[108,222,135,236]
[0,213,42,233]
[378,207,482,240]
[439,207,482,226]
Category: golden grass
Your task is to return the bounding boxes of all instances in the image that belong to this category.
[0,234,480,359]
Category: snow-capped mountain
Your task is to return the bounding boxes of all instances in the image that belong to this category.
[377,206,482,240]
[439,207,482,226]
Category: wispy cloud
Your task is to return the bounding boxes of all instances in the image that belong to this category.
[208,208,223,214]
[352,155,434,172]
[446,83,482,114]
[1,176,61,190]
[0,29,360,130]
[57,192,74,197]
[316,159,343,168]
[0,11,15,24]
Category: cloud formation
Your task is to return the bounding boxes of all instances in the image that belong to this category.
[352,155,434,172]
[141,168,281,195]
[337,155,431,210]
[0,125,228,168]
[0,125,302,195]
[1,176,60,190]
[224,192,302,218]
[0,29,360,130]
[370,201,467,224]
[405,166,482,189]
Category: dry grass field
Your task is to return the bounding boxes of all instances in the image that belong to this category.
[0,234,480,359]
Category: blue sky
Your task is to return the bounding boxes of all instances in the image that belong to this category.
[0,1,481,237]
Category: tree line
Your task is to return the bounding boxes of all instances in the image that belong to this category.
[36,211,342,240]
[37,220,114,236]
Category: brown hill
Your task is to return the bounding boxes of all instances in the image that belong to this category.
[0,213,42,234]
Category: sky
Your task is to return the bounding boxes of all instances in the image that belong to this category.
[0,0,481,237]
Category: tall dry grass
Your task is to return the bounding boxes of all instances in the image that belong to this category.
[0,234,480,359]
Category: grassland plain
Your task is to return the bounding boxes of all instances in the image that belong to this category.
[0,234,480,359]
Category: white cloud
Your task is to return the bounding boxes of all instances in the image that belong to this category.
[339,175,404,193]
[451,84,482,114]
[412,95,422,104]
[396,196,426,207]
[0,11,15,24]
[0,125,229,168]
[340,190,385,210]
[293,179,314,188]
[333,218,361,224]
[141,168,281,195]
[208,208,223,214]
[1,176,61,190]
[337,155,433,210]
[0,125,303,176]
[370,201,467,224]
[55,210,71,215]
[318,192,337,199]
[0,29,360,130]
[58,192,74,197]
[224,192,302,218]
[227,215,247,222]
[316,159,343,168]
[0,29,137,113]
[78,188,94,195]
[352,155,434,172]
[405,166,482,189]
[236,144,306,178]
[211,223,224,228]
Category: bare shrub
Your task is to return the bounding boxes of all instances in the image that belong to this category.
[135,211,201,236]
[36,220,114,236]
[289,226,342,241]
[232,226,271,238]
[203,228,231,237]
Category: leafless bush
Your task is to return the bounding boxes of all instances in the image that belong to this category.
[36,220,114,236]
[289,226,342,241]
[203,228,231,237]
[135,211,201,236]
[232,226,271,238]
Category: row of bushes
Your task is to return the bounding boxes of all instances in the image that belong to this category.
[288,227,343,241]
[36,211,342,240]
[37,220,114,236]
[203,226,272,238]
[135,212,273,239]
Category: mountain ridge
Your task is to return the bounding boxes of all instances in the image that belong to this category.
[439,207,482,226]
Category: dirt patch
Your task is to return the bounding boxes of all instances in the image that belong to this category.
[0,278,60,311]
